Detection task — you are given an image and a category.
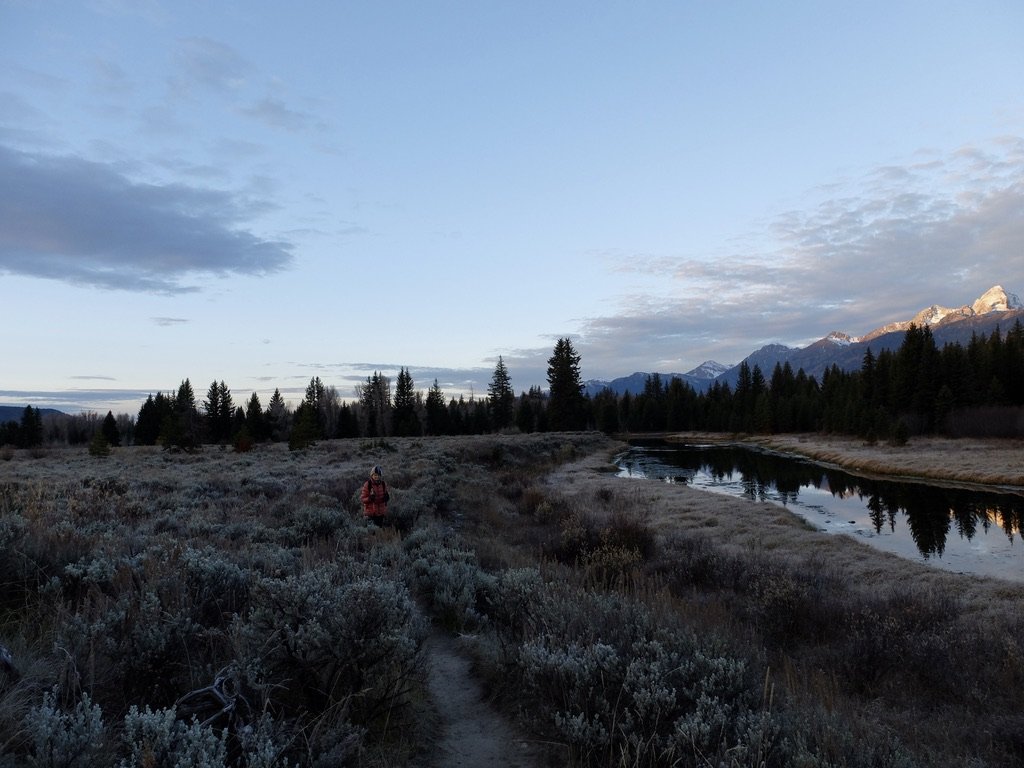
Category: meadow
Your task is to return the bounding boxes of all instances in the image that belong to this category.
[2,432,1024,767]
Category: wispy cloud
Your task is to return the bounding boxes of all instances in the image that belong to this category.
[172,37,251,95]
[573,139,1024,375]
[0,145,294,293]
[239,97,313,132]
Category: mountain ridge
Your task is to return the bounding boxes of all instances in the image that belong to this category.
[586,285,1023,396]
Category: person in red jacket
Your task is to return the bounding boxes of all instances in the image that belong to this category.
[360,465,389,524]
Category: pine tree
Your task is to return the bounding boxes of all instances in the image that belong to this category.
[304,377,327,435]
[357,372,391,437]
[266,388,289,442]
[217,381,233,441]
[392,367,421,436]
[203,380,222,442]
[487,356,515,431]
[166,378,200,450]
[546,337,587,431]
[425,379,448,435]
[19,406,43,448]
[244,392,265,442]
[136,393,173,446]
[299,378,325,441]
[101,411,120,447]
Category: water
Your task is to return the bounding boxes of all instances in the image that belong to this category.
[615,441,1024,582]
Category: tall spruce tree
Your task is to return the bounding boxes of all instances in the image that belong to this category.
[19,406,43,448]
[245,392,265,441]
[357,372,391,437]
[392,367,421,436]
[101,411,120,447]
[425,379,448,435]
[546,337,587,431]
[266,388,289,442]
[487,356,515,431]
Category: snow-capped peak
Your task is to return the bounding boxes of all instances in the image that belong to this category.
[972,285,1023,314]
[825,331,855,346]
[686,360,730,379]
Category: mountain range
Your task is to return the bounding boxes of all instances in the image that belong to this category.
[584,285,1024,397]
[0,406,66,424]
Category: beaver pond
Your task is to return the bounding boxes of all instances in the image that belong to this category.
[616,440,1024,582]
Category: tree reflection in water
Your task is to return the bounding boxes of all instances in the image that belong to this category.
[617,441,1024,564]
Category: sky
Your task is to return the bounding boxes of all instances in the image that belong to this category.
[2,1,1024,416]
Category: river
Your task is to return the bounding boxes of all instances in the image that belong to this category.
[615,440,1024,582]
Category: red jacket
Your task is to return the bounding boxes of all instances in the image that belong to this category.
[361,478,389,517]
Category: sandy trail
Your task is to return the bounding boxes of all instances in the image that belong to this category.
[423,630,548,768]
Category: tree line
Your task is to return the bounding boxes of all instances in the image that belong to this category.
[0,338,590,451]
[4,324,1022,451]
[593,320,1024,441]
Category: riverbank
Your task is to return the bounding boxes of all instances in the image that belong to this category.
[660,431,1024,488]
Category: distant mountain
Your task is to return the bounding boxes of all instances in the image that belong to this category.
[585,360,730,397]
[717,285,1023,387]
[588,285,1023,396]
[0,405,66,424]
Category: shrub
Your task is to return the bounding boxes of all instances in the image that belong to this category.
[118,704,226,767]
[25,688,106,768]
[87,433,110,458]
[232,561,425,724]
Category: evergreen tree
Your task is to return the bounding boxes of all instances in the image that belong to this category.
[217,381,233,440]
[288,402,319,450]
[164,378,200,450]
[425,379,448,435]
[266,388,289,442]
[357,372,391,437]
[592,387,620,434]
[487,356,515,431]
[136,393,172,446]
[245,392,266,441]
[203,380,220,440]
[393,367,421,436]
[336,403,360,438]
[304,376,327,434]
[546,337,587,431]
[18,406,43,448]
[101,411,120,447]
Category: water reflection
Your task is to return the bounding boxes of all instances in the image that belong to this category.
[616,442,1024,581]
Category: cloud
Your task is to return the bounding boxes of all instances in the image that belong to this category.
[573,139,1024,376]
[0,145,294,293]
[0,388,157,413]
[172,37,251,95]
[152,317,189,326]
[239,97,312,132]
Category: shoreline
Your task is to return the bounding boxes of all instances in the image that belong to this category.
[639,431,1024,489]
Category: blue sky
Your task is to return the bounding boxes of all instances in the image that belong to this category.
[2,1,1023,415]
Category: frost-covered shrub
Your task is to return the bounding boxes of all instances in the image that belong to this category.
[233,560,424,723]
[181,546,252,626]
[118,704,226,767]
[499,571,773,767]
[484,567,545,652]
[285,504,355,545]
[54,585,200,704]
[26,688,105,768]
[518,631,766,767]
[404,527,492,630]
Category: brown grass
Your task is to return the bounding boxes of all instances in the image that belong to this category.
[664,431,1024,487]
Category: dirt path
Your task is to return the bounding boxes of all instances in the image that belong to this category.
[423,630,549,768]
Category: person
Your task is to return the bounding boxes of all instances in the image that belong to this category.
[360,465,390,524]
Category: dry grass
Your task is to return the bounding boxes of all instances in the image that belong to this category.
[666,431,1024,488]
